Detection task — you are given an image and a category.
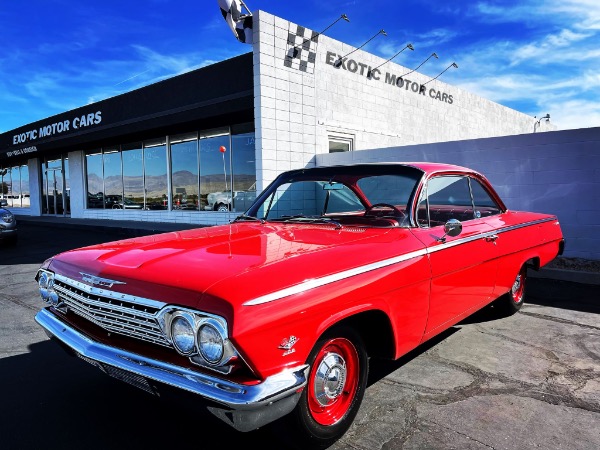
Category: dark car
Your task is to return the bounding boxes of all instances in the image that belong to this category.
[0,207,17,245]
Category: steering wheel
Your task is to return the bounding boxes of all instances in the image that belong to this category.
[364,203,405,219]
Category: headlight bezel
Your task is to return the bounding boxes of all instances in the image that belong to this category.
[158,307,236,370]
[170,312,196,355]
[1,211,14,224]
[198,319,226,364]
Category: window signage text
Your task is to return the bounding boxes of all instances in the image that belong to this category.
[6,145,37,158]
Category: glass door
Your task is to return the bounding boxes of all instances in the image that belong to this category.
[42,157,70,215]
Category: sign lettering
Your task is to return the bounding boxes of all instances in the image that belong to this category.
[326,51,454,104]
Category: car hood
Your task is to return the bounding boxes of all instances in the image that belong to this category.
[47,222,416,311]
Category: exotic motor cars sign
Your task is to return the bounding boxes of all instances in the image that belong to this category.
[12,111,103,145]
[325,51,454,104]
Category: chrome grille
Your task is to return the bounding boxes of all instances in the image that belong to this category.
[53,277,171,348]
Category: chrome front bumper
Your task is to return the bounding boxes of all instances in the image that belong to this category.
[35,308,308,432]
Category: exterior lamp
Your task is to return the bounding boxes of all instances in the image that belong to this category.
[422,62,459,85]
[334,29,388,67]
[400,52,439,78]
[367,43,415,78]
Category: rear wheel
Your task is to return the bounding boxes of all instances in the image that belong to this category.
[283,327,368,449]
[216,203,230,212]
[497,266,527,315]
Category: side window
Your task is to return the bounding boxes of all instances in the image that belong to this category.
[425,176,474,226]
[471,178,501,218]
[416,186,429,227]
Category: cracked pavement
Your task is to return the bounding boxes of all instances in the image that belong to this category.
[1,223,598,449]
[330,282,600,450]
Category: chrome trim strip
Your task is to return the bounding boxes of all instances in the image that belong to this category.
[494,217,557,234]
[244,249,428,306]
[244,217,557,306]
[54,273,166,309]
[35,308,308,411]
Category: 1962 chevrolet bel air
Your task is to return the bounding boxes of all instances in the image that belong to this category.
[35,162,564,449]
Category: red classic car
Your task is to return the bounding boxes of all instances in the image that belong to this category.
[35,162,564,449]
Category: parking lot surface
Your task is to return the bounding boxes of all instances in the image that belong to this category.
[1,221,599,449]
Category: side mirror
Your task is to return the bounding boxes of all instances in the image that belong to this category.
[437,219,462,242]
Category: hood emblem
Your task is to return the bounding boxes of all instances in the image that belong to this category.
[79,272,126,288]
[279,336,299,356]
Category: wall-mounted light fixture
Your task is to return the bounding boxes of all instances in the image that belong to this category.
[399,52,438,77]
[533,113,551,132]
[334,29,387,67]
[291,14,350,58]
[367,43,414,78]
[422,62,458,85]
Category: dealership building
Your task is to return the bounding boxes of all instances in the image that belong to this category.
[0,10,557,227]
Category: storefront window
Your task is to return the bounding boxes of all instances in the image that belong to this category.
[20,165,30,207]
[86,150,104,209]
[122,143,144,209]
[103,147,123,209]
[63,158,70,214]
[231,130,256,212]
[0,165,29,209]
[9,167,19,207]
[200,128,231,211]
[144,138,167,209]
[80,125,253,214]
[171,132,199,210]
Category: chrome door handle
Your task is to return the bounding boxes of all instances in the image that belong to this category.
[485,234,499,243]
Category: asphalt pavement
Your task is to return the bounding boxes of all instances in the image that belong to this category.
[1,219,599,449]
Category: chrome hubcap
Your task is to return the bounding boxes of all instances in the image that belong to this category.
[313,352,347,407]
[512,274,521,294]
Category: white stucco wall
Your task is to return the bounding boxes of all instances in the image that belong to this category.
[316,126,600,260]
[252,10,554,192]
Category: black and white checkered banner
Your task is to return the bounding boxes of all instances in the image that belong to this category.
[285,24,319,73]
[218,0,253,44]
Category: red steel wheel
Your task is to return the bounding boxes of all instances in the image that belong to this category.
[496,265,528,315]
[510,267,526,305]
[307,337,359,426]
[281,327,368,449]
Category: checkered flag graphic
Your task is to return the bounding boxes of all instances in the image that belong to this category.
[284,25,318,73]
[218,0,253,44]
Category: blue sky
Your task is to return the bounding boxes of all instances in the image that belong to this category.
[1,0,598,134]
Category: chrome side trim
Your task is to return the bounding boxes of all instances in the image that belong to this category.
[243,217,557,306]
[55,273,166,309]
[35,308,308,411]
[244,249,428,305]
[494,217,557,234]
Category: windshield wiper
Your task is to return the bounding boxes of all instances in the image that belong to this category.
[233,214,265,224]
[271,215,343,229]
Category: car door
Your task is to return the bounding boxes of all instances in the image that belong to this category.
[410,175,499,341]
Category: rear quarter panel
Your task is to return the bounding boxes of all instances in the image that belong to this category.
[484,211,563,297]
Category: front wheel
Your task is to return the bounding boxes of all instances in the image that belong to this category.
[283,327,368,449]
[215,203,230,212]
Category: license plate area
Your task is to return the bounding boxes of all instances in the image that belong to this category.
[77,353,159,396]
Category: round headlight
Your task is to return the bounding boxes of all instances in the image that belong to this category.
[171,316,195,355]
[48,290,60,306]
[198,323,224,364]
[39,272,50,301]
[1,212,13,223]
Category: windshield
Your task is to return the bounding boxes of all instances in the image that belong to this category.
[242,165,423,228]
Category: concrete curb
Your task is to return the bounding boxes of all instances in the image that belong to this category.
[530,267,600,286]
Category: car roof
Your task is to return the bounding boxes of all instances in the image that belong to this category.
[310,161,476,176]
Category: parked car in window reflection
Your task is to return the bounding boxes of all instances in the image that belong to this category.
[205,183,257,212]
